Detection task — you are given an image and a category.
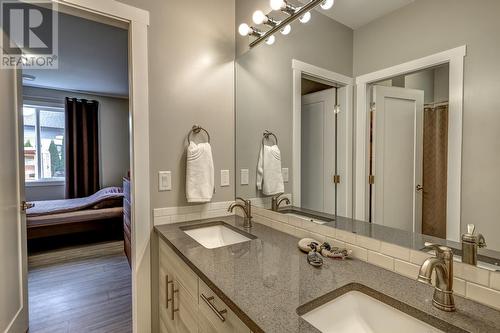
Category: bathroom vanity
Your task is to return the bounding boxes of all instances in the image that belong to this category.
[154,215,500,333]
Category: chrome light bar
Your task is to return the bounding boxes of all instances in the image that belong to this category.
[249,0,324,48]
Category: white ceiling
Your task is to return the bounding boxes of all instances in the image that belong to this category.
[23,12,128,97]
[304,0,416,29]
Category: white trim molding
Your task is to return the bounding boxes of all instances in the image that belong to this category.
[354,45,466,242]
[54,1,151,332]
[292,59,354,217]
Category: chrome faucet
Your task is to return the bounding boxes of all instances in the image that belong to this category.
[228,197,253,228]
[271,193,290,212]
[417,243,455,312]
[461,224,486,265]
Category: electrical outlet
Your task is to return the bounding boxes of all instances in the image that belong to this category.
[282,168,289,182]
[159,171,171,191]
[240,169,249,185]
[221,170,230,187]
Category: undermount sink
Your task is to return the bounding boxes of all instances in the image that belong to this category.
[279,208,334,225]
[301,290,444,333]
[181,222,255,249]
[285,212,329,225]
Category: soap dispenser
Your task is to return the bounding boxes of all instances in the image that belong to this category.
[461,224,486,265]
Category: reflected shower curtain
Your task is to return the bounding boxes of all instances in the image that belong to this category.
[65,97,100,199]
[422,103,449,238]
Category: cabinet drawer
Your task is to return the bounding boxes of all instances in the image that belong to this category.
[159,240,198,300]
[198,280,250,333]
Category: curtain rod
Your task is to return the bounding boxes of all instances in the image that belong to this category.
[424,101,449,107]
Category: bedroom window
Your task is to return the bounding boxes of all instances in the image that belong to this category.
[23,105,65,183]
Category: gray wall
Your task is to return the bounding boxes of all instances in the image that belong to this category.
[118,0,235,209]
[235,0,353,198]
[24,86,130,201]
[377,65,449,104]
[353,0,500,250]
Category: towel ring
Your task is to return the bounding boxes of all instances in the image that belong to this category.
[188,125,211,144]
[262,130,278,146]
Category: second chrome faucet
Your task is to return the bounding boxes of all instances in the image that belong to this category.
[271,193,290,212]
[417,243,455,312]
[228,197,253,228]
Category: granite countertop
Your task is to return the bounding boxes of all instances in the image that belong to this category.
[281,206,500,266]
[155,215,500,333]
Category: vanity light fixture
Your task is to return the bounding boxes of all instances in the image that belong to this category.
[266,35,276,45]
[320,0,335,10]
[281,24,292,35]
[253,10,292,35]
[241,0,334,48]
[238,23,262,37]
[299,11,311,23]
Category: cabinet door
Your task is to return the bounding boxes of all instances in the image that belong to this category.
[198,308,219,333]
[172,282,198,333]
[159,242,176,333]
[159,240,199,333]
[198,281,250,333]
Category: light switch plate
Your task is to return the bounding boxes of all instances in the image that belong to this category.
[159,171,171,191]
[240,169,249,185]
[221,170,230,187]
[282,168,289,182]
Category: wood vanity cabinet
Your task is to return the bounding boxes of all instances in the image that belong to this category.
[158,239,252,333]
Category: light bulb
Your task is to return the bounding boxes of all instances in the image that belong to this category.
[238,23,251,36]
[320,0,334,10]
[252,10,267,25]
[270,0,285,11]
[280,24,291,35]
[299,11,311,23]
[265,35,276,45]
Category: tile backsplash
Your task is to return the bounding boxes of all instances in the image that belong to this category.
[248,206,500,312]
[153,202,500,312]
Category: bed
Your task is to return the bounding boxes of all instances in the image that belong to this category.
[26,187,124,240]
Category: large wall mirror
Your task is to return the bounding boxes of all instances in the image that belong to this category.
[235,0,500,266]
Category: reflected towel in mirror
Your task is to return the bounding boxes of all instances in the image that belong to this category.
[257,144,284,196]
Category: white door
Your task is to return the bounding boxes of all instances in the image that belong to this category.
[301,88,336,214]
[371,85,424,233]
[0,41,29,332]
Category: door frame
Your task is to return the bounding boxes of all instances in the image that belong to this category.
[292,59,354,217]
[354,45,466,242]
[20,1,151,332]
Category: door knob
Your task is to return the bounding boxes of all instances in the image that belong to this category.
[416,185,424,192]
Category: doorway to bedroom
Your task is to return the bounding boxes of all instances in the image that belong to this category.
[21,7,132,333]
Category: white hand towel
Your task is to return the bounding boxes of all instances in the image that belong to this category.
[257,144,284,196]
[186,142,214,203]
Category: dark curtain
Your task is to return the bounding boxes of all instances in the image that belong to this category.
[422,103,449,239]
[65,98,100,198]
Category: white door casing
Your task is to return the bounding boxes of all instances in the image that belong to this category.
[371,86,424,233]
[301,88,336,214]
[292,60,353,217]
[354,46,465,241]
[0,36,28,333]
[0,1,151,332]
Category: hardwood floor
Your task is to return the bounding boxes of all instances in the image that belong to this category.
[28,241,132,333]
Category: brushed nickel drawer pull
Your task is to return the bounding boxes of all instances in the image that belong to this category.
[166,275,173,309]
[170,281,179,320]
[201,293,227,322]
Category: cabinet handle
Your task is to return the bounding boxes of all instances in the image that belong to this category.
[165,275,173,309]
[170,281,179,320]
[201,293,227,322]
